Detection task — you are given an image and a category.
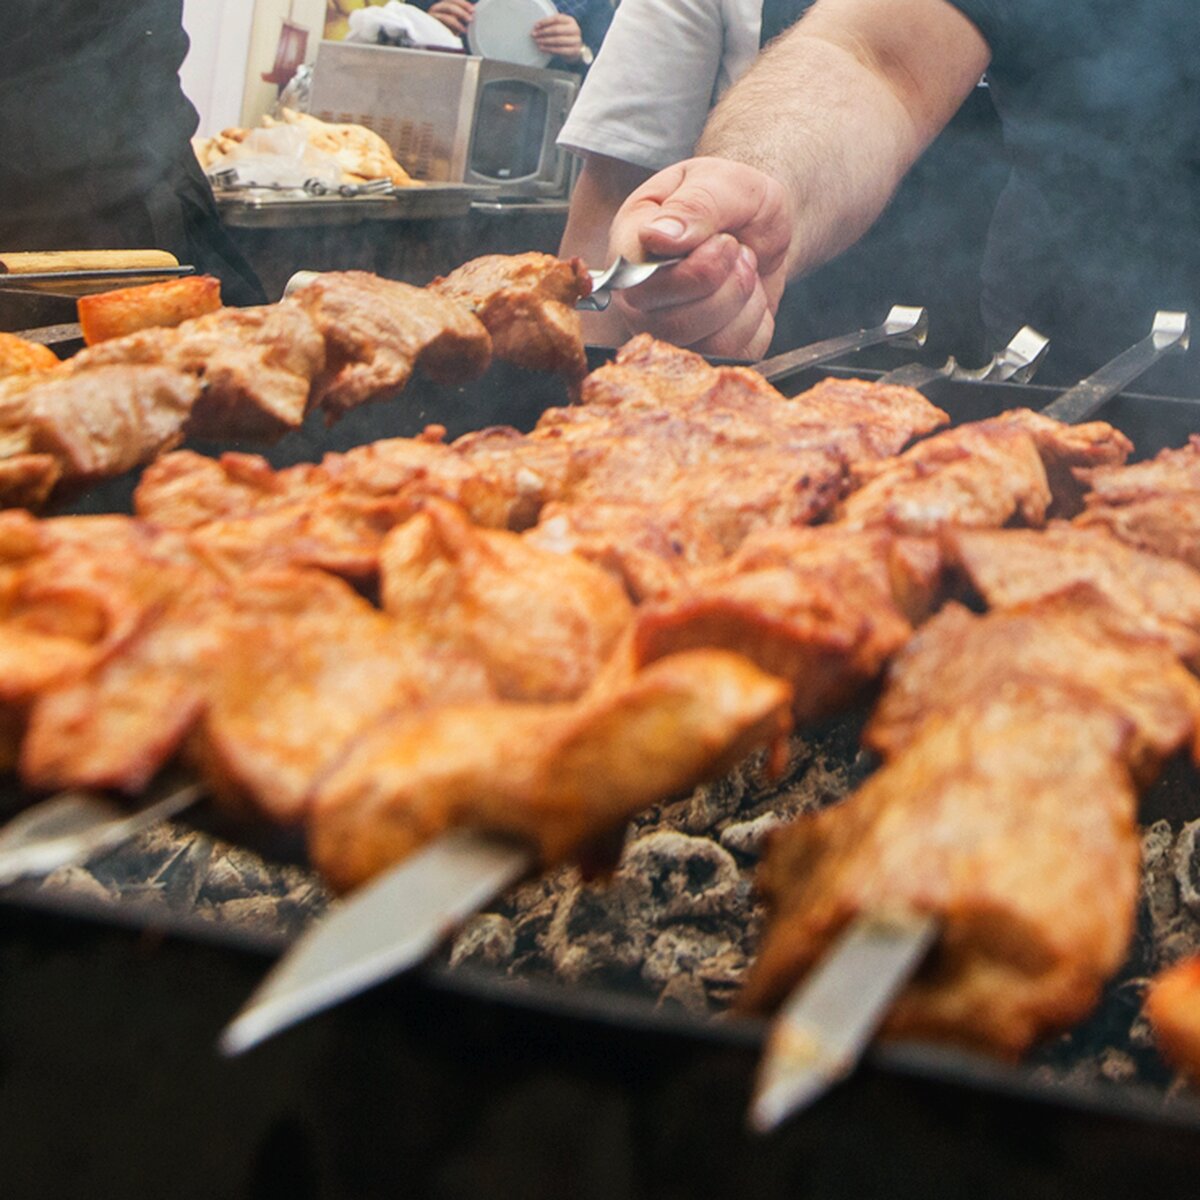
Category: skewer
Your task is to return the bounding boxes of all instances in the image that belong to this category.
[746,309,1191,1132]
[0,778,203,888]
[755,305,928,384]
[220,830,531,1056]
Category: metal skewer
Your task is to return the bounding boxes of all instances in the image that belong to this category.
[756,305,928,385]
[220,829,532,1055]
[0,780,203,889]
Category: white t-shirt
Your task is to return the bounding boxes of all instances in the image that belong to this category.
[557,0,765,171]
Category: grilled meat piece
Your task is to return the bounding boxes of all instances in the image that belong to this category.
[195,569,494,824]
[948,525,1200,667]
[835,409,1131,533]
[430,252,591,378]
[866,591,1200,782]
[0,454,60,511]
[740,696,1141,1057]
[379,499,633,701]
[287,271,492,419]
[992,407,1132,515]
[0,511,169,704]
[1075,435,1200,569]
[632,526,942,721]
[837,420,1052,534]
[0,364,199,481]
[525,501,728,602]
[1145,957,1200,1083]
[527,339,947,556]
[70,304,325,440]
[308,649,792,892]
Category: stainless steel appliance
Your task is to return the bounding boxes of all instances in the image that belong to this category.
[308,41,579,198]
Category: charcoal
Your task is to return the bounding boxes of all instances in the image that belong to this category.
[617,832,740,924]
[39,864,116,904]
[719,812,789,861]
[449,913,516,970]
[1174,819,1200,919]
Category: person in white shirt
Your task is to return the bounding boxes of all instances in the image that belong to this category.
[557,0,792,345]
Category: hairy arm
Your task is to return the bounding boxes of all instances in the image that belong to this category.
[608,0,992,354]
[698,0,991,276]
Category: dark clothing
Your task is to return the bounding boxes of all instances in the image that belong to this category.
[0,1,266,306]
[946,0,1200,380]
[553,0,613,74]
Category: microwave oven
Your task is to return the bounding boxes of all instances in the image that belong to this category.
[308,42,579,198]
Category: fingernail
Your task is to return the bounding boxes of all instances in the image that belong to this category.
[647,216,686,240]
[738,244,758,273]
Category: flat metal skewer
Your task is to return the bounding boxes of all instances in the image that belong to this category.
[756,305,928,385]
[219,829,532,1056]
[749,911,938,1133]
[0,780,203,888]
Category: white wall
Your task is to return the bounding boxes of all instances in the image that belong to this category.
[180,0,257,136]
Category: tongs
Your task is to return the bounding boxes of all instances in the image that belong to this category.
[210,168,395,198]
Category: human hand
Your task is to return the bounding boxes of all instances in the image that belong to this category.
[428,0,475,37]
[532,13,584,61]
[606,157,792,359]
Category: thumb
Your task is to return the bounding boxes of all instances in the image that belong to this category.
[611,157,792,276]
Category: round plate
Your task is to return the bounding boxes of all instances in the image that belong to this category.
[467,0,557,68]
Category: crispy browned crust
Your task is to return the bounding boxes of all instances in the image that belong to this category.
[431,252,592,378]
[307,649,792,892]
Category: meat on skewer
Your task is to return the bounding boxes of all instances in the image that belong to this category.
[741,589,1200,1056]
[429,252,592,379]
[1074,435,1200,569]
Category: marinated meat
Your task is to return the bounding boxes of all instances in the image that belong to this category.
[866,592,1200,782]
[1145,957,1200,1083]
[0,364,199,480]
[0,454,60,511]
[632,526,942,720]
[195,569,494,824]
[525,501,728,602]
[992,407,1132,514]
[379,499,633,701]
[308,649,793,891]
[948,525,1200,667]
[430,252,591,378]
[286,271,492,418]
[1075,435,1200,569]
[526,339,948,554]
[740,696,1141,1057]
[836,420,1052,534]
[71,304,325,440]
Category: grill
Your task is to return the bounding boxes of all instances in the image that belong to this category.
[4,334,1200,1195]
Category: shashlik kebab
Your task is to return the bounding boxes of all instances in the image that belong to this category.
[0,295,1180,1065]
[0,253,594,509]
[212,350,1148,1046]
[746,513,1200,1125]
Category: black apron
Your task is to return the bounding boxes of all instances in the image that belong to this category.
[0,1,265,305]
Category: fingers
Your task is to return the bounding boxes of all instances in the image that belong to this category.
[531,14,582,57]
[610,157,792,283]
[612,235,770,354]
[429,0,474,34]
[605,157,793,358]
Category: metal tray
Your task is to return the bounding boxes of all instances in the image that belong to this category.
[215,184,502,228]
[4,353,1200,1185]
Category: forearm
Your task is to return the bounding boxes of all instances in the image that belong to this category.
[698,0,989,277]
[560,154,652,345]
